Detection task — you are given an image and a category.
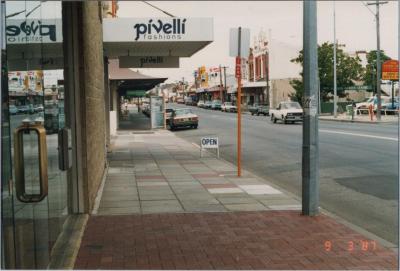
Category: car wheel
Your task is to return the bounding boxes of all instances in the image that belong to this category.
[264,113,267,116]
[271,114,276,123]
[193,125,198,129]
[257,112,260,116]
[170,125,175,131]
[251,112,254,116]
[283,117,288,124]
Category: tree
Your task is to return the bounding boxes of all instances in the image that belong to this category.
[290,42,364,104]
[363,50,391,92]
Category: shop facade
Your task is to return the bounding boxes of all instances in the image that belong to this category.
[1,2,213,269]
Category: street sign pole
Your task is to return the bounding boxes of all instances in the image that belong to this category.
[237,27,242,177]
[333,0,338,118]
[302,0,319,216]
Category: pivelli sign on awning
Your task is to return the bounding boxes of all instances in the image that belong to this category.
[6,19,63,44]
[119,56,179,68]
[103,18,213,42]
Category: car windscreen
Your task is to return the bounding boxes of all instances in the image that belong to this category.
[224,102,232,105]
[282,102,301,109]
[175,109,193,116]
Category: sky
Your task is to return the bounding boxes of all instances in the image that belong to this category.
[117,1,399,84]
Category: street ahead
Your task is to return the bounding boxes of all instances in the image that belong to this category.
[170,103,399,244]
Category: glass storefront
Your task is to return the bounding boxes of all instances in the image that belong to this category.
[1,1,68,268]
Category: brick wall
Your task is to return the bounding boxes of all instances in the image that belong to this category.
[81,2,106,212]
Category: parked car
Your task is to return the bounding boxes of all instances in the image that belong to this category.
[204,101,212,109]
[270,101,303,124]
[9,105,18,115]
[197,100,205,108]
[17,105,29,114]
[211,100,222,110]
[221,102,237,112]
[381,97,399,112]
[34,104,44,112]
[169,108,198,130]
[355,95,391,113]
[249,103,269,116]
[165,108,173,124]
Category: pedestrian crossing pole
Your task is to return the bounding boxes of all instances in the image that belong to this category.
[302,0,320,216]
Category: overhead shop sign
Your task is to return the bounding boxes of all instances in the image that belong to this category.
[382,60,399,80]
[119,56,179,68]
[6,19,63,44]
[103,17,213,42]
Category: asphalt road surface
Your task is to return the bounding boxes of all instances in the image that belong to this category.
[170,103,399,244]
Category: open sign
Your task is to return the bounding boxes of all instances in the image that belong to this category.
[200,137,219,158]
[201,137,219,149]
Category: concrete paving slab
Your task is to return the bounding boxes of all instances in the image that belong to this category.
[142,205,184,214]
[99,200,140,208]
[207,188,244,194]
[217,197,259,205]
[96,206,141,215]
[239,184,283,195]
[224,203,268,211]
[137,182,169,187]
[269,204,302,210]
[139,194,177,201]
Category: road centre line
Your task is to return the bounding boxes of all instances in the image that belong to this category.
[320,129,398,141]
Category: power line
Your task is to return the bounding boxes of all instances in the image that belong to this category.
[142,1,175,18]
[361,1,376,16]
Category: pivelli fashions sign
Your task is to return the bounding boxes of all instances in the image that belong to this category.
[6,19,63,43]
[103,17,213,42]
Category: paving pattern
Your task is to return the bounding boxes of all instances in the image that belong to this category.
[75,211,398,270]
[95,130,301,215]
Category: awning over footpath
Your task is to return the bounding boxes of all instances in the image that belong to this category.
[6,17,214,70]
[108,59,167,96]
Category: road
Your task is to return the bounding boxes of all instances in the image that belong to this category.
[170,103,399,244]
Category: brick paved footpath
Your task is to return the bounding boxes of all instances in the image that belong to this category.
[74,211,397,270]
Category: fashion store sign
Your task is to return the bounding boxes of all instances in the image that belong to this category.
[6,19,62,43]
[103,18,213,42]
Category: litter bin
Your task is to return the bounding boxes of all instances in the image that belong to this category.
[346,104,356,120]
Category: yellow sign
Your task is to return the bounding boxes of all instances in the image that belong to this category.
[382,72,398,80]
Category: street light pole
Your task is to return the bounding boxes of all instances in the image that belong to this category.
[367,1,388,121]
[302,0,319,216]
[333,0,338,118]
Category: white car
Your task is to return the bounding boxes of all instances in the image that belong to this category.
[355,95,390,113]
[270,101,303,124]
[221,102,237,112]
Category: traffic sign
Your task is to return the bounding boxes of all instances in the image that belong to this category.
[382,60,399,80]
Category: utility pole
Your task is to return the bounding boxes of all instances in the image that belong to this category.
[333,0,338,118]
[219,65,223,102]
[397,2,400,265]
[264,51,270,106]
[223,66,227,101]
[302,0,319,216]
[367,1,388,121]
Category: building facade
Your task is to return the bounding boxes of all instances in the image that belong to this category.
[0,1,213,269]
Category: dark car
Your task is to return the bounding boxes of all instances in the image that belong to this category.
[169,108,198,130]
[165,108,173,124]
[249,103,269,116]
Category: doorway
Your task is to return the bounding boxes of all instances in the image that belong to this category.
[1,1,69,268]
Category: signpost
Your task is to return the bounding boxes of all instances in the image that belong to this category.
[200,137,219,158]
[230,27,250,177]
